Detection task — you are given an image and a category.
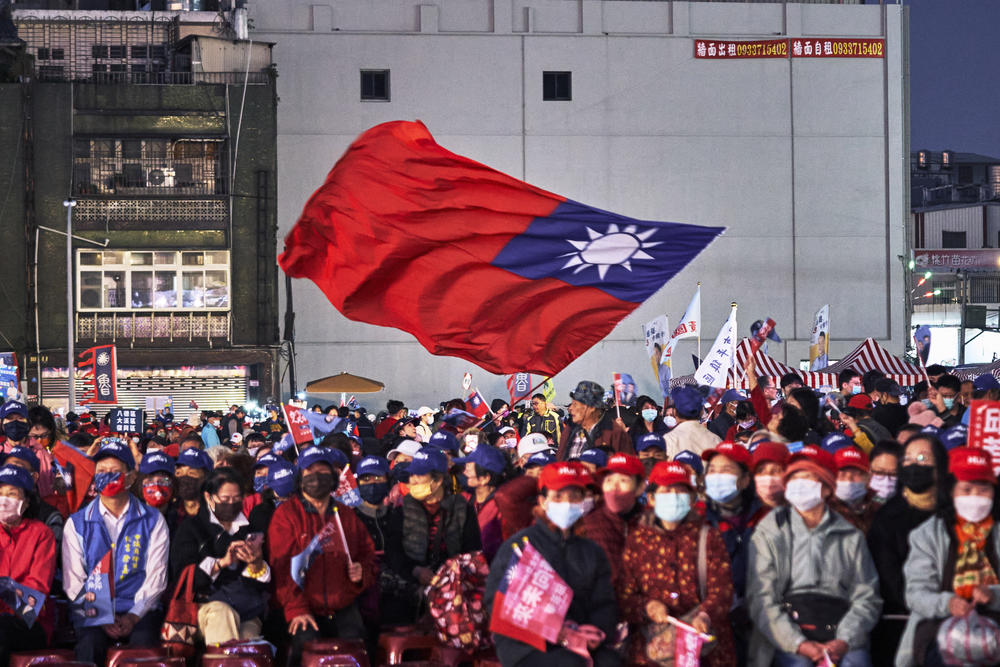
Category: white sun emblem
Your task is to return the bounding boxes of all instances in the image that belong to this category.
[560,223,661,280]
[96,352,110,366]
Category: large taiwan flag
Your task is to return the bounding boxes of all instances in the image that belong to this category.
[279,121,724,376]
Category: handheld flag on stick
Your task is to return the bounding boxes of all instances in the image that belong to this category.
[280,121,723,376]
[694,304,738,389]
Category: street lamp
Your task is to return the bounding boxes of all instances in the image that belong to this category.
[63,199,76,409]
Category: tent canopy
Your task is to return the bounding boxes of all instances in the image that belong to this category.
[669,339,835,390]
[305,372,385,394]
[954,360,1000,382]
[816,338,924,387]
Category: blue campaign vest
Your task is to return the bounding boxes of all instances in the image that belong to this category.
[72,495,159,614]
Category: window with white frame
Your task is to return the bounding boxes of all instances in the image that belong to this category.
[77,250,229,311]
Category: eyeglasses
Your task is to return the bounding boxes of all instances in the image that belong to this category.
[28,433,51,441]
[902,453,932,465]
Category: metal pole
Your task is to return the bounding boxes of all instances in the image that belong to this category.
[64,199,76,409]
[958,272,967,365]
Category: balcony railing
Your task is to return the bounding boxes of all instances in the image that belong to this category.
[73,142,226,197]
[76,311,231,345]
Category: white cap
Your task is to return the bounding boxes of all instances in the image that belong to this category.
[417,406,435,417]
[499,426,515,435]
[517,433,553,459]
[230,432,243,443]
[387,439,423,461]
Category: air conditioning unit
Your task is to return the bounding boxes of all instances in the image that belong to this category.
[147,167,176,187]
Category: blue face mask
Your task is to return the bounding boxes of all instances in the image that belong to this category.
[654,492,691,523]
[641,409,658,423]
[359,481,390,506]
[851,385,863,395]
[545,501,586,530]
[943,397,956,411]
[704,473,740,503]
[252,475,268,494]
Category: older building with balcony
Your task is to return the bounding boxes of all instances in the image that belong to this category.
[0,6,280,411]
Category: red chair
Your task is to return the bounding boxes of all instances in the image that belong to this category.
[473,658,501,667]
[428,647,475,667]
[214,642,275,667]
[36,663,97,667]
[162,644,197,660]
[302,638,370,667]
[9,650,76,667]
[200,656,265,667]
[106,647,171,667]
[114,659,186,667]
[377,631,439,665]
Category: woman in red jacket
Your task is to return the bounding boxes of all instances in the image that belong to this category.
[620,461,736,666]
[0,463,57,665]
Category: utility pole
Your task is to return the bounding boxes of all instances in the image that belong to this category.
[63,199,76,408]
[958,271,967,366]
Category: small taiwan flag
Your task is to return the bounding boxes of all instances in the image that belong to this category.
[465,390,490,419]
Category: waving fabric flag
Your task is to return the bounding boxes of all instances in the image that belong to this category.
[279,121,724,376]
[694,305,738,388]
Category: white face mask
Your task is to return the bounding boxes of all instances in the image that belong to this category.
[464,435,479,452]
[0,496,24,525]
[835,480,869,504]
[955,495,993,523]
[869,474,897,502]
[784,478,825,512]
[755,475,784,502]
[664,416,678,429]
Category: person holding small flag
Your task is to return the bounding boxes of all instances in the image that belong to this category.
[557,381,633,461]
[267,446,377,664]
[485,461,621,666]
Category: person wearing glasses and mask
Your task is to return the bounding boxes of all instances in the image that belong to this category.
[866,434,948,665]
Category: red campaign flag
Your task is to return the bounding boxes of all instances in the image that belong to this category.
[612,372,624,409]
[282,404,314,446]
[675,620,708,667]
[490,539,573,650]
[465,390,490,419]
[968,400,1000,476]
[51,440,96,514]
[279,121,724,376]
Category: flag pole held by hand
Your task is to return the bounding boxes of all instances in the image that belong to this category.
[332,506,353,566]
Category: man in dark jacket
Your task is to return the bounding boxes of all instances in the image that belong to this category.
[486,462,621,666]
[557,381,633,461]
[384,448,481,620]
[869,379,909,437]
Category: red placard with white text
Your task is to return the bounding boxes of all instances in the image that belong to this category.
[969,400,1000,476]
[282,404,314,446]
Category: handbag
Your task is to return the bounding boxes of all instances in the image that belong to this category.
[780,593,851,643]
[161,564,200,645]
[644,523,716,666]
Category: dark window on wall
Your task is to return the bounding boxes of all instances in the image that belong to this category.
[360,69,390,101]
[543,71,572,101]
[92,45,109,58]
[942,231,967,249]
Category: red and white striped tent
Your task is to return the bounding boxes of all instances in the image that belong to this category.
[669,339,836,390]
[954,360,1000,382]
[816,337,925,387]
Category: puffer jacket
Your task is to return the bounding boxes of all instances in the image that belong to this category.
[747,505,882,667]
[896,516,1000,667]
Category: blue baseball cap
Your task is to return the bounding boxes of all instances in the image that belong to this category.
[5,446,40,472]
[636,432,666,453]
[0,464,34,492]
[974,374,1000,392]
[139,451,175,476]
[93,436,135,470]
[455,444,507,475]
[407,448,449,476]
[720,389,746,405]
[0,400,28,420]
[577,448,608,468]
[940,425,968,451]
[356,455,390,478]
[920,425,940,435]
[525,451,555,468]
[266,459,296,497]
[670,386,703,419]
[176,447,212,471]
[253,452,281,470]
[428,430,459,454]
[820,432,852,454]
[673,450,704,477]
[297,446,348,471]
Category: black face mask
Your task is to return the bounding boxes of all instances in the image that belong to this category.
[642,458,657,477]
[212,501,242,523]
[358,481,389,506]
[900,464,935,493]
[302,472,338,500]
[3,421,29,443]
[177,476,203,501]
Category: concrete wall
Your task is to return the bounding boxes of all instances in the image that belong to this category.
[253,0,908,407]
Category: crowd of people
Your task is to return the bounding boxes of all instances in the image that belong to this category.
[0,360,999,667]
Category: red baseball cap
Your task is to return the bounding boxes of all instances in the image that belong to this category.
[648,461,695,490]
[751,441,790,472]
[604,453,645,478]
[701,442,752,469]
[834,446,870,472]
[847,394,874,411]
[949,447,997,485]
[539,461,595,492]
[789,444,837,473]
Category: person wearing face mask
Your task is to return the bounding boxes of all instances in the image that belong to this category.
[166,447,212,534]
[722,400,762,443]
[414,406,435,442]
[619,460,736,666]
[248,457,295,536]
[63,438,169,665]
[557,380,633,461]
[455,444,508,563]
[268,445,377,664]
[866,440,901,506]
[200,411,222,449]
[0,464,56,665]
[707,390,745,440]
[580,453,647,596]
[636,432,668,477]
[384,448,481,610]
[829,446,879,534]
[869,379,910,437]
[673,450,705,495]
[701,441,769,664]
[137,451,175,514]
[830,369,865,410]
[0,400,31,452]
[485,462,621,666]
[747,445,881,667]
[629,395,671,446]
[895,446,1000,667]
[866,434,946,665]
[168,468,270,646]
[752,441,790,510]
[4,446,64,547]
[928,373,965,429]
